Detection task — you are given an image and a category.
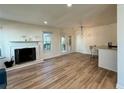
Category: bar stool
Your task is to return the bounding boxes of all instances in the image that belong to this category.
[89,45,98,60]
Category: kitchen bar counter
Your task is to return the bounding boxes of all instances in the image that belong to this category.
[98,47,117,72]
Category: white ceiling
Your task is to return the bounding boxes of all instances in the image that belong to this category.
[0,4,117,29]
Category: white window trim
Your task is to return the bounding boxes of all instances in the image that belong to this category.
[42,32,52,52]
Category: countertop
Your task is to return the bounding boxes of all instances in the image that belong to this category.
[97,46,117,50]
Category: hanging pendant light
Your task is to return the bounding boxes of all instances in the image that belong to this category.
[80,25,83,35]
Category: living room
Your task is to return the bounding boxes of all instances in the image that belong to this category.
[0,4,123,90]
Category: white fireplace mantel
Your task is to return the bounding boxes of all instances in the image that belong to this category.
[9,41,41,61]
[0,41,43,69]
[10,41,41,43]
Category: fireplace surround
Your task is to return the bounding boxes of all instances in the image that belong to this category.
[15,48,36,64]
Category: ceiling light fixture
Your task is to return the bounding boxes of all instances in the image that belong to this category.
[67,4,72,7]
[81,25,83,32]
[44,21,47,24]
[80,25,83,35]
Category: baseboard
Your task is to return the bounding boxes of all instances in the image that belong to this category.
[43,52,75,60]
[116,83,124,89]
[75,52,91,56]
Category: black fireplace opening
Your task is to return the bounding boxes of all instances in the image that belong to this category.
[15,47,36,64]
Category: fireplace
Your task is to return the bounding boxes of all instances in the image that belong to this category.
[15,48,36,64]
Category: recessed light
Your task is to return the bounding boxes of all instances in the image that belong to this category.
[44,21,47,24]
[67,4,72,7]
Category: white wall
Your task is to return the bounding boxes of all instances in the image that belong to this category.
[117,5,124,89]
[0,19,76,63]
[76,23,117,54]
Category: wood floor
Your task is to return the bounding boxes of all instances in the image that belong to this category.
[7,53,117,89]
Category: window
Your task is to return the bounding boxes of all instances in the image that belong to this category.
[61,36,67,52]
[43,32,52,51]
